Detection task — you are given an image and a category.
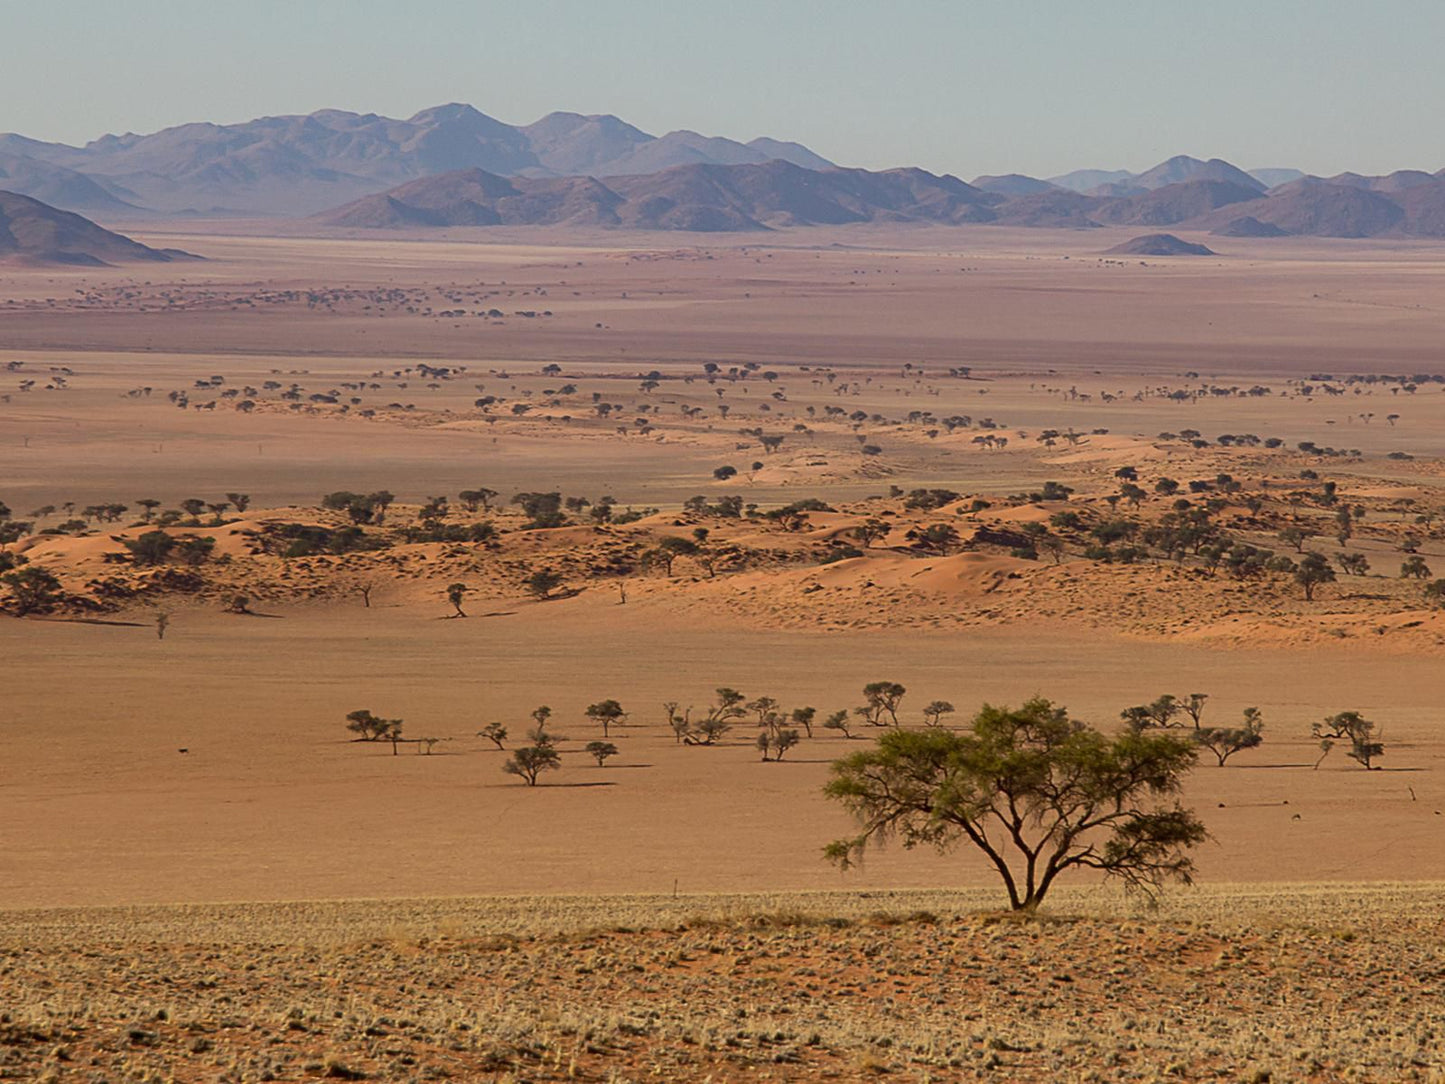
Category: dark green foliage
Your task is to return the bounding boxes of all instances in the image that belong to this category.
[903,488,960,511]
[122,530,176,566]
[268,523,387,557]
[1313,711,1384,769]
[525,569,564,599]
[402,522,497,545]
[1196,708,1265,766]
[513,491,566,529]
[1,566,63,615]
[1294,551,1336,600]
[824,698,1206,910]
[505,742,561,785]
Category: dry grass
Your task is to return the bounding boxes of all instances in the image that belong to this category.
[4,884,1444,1082]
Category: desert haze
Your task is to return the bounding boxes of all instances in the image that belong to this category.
[4,120,1445,1081]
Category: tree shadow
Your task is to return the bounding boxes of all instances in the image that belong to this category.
[52,617,149,628]
[1235,762,1316,770]
[535,588,584,602]
[542,780,618,788]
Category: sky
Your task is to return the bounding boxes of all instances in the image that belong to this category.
[3,0,1442,179]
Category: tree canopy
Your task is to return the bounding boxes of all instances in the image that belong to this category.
[824,697,1207,911]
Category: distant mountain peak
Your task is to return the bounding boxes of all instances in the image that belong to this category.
[0,103,835,216]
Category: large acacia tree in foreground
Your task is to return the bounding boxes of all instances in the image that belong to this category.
[823,698,1207,911]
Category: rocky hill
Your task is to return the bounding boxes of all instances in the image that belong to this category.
[0,190,194,265]
[1104,233,1215,256]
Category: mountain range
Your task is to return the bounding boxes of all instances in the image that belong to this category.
[1,105,1443,239]
[0,104,833,216]
[315,157,1445,239]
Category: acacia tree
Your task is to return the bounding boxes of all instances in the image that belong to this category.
[683,687,746,745]
[756,725,801,762]
[790,706,816,737]
[528,705,554,744]
[922,700,955,728]
[1179,693,1209,729]
[584,740,619,766]
[446,582,468,617]
[858,681,906,726]
[855,519,891,548]
[505,743,561,785]
[648,536,697,576]
[663,702,692,743]
[1121,695,1181,733]
[1196,707,1265,766]
[1401,555,1433,580]
[458,487,497,513]
[822,709,853,739]
[345,709,403,753]
[1295,552,1336,601]
[585,699,627,737]
[477,722,507,749]
[525,569,564,599]
[1,567,62,616]
[1313,711,1384,770]
[824,698,1207,912]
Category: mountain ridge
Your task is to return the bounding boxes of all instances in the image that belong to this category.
[0,104,836,216]
[311,160,1445,239]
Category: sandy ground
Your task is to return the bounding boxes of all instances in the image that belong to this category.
[2,227,1445,914]
[4,597,1443,909]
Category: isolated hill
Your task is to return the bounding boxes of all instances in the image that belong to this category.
[1211,215,1291,237]
[0,104,834,216]
[0,190,193,264]
[1091,179,1262,226]
[970,173,1060,197]
[1104,233,1214,256]
[315,160,998,232]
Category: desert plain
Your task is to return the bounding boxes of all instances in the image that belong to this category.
[4,222,1445,1081]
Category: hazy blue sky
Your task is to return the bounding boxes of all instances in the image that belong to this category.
[4,0,1441,178]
